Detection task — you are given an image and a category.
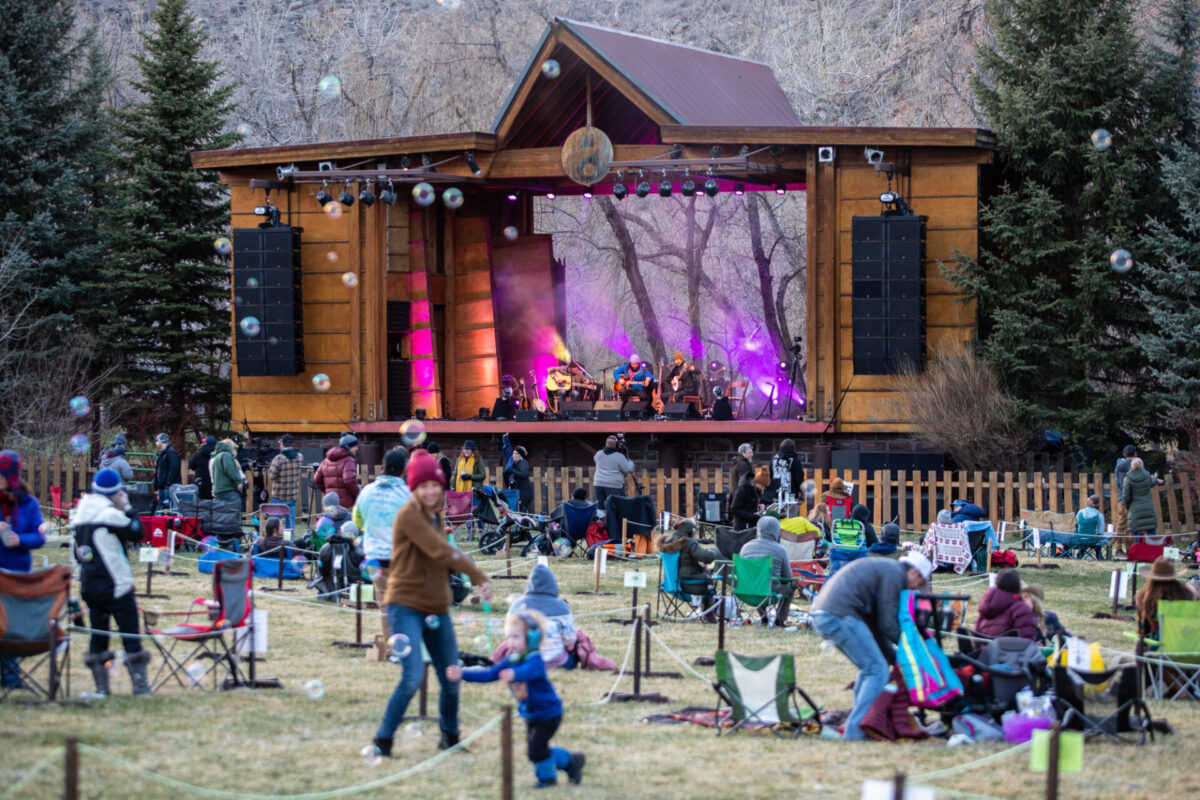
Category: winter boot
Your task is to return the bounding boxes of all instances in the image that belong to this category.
[125,649,152,696]
[83,651,111,697]
[372,736,393,758]
[566,752,587,785]
[438,730,464,751]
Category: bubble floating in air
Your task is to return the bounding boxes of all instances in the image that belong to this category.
[239,316,261,336]
[323,202,343,219]
[503,226,518,241]
[412,183,435,207]
[541,59,561,79]
[399,419,426,447]
[318,75,342,98]
[213,237,232,256]
[388,633,412,659]
[69,396,90,417]
[360,744,382,766]
[442,187,464,209]
[1110,248,1133,274]
[312,373,332,392]
[305,679,325,700]
[1091,128,1112,151]
[552,538,573,558]
[424,614,440,630]
[75,545,93,562]
[342,272,358,288]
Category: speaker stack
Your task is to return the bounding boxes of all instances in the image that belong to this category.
[386,301,411,420]
[233,226,304,376]
[850,215,926,375]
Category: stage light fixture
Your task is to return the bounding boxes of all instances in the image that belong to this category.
[507,191,518,201]
[583,191,593,199]
[704,178,719,197]
[613,181,628,201]
[421,154,436,172]
[315,182,333,206]
[709,360,721,371]
[635,180,651,198]
[658,180,672,197]
[546,191,556,200]
[359,182,376,207]
[338,181,355,207]
[275,164,297,181]
[464,151,482,176]
[400,155,412,170]
[709,145,722,158]
[864,147,884,165]
[734,183,745,196]
[775,183,786,195]
[681,177,696,197]
[378,181,397,205]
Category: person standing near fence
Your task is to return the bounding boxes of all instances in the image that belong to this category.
[1114,445,1136,548]
[315,434,361,510]
[188,436,216,500]
[267,434,305,529]
[503,433,534,512]
[592,435,633,509]
[0,450,45,689]
[353,449,411,644]
[153,433,181,510]
[453,440,486,493]
[371,451,493,757]
[1123,457,1165,545]
[209,439,245,505]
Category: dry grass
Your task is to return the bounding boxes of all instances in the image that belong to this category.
[3,546,1199,800]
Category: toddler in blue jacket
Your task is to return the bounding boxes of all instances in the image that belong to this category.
[447,610,585,789]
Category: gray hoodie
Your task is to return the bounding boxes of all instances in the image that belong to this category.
[813,557,910,654]
[98,451,134,482]
[739,516,793,589]
[511,564,576,664]
[592,447,634,490]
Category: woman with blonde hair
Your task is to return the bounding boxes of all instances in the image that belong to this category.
[1135,557,1197,639]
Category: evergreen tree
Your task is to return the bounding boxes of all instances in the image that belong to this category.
[950,0,1179,453]
[96,0,239,438]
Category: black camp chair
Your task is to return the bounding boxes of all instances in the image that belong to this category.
[949,635,1049,720]
[1053,663,1155,745]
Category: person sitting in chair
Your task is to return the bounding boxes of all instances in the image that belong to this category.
[975,569,1038,640]
[950,499,986,524]
[612,354,652,403]
[255,517,287,555]
[654,519,721,622]
[739,516,797,628]
[664,350,699,404]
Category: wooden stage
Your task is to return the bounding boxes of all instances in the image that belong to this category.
[352,419,831,436]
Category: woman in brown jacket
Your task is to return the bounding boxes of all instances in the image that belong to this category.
[371,451,493,758]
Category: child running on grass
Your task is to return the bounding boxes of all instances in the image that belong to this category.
[446,610,585,789]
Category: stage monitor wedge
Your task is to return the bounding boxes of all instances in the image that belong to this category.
[233,225,304,377]
[850,214,927,376]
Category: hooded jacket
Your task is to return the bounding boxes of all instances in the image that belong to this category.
[769,445,805,498]
[0,488,45,572]
[951,502,986,524]
[98,450,134,483]
[502,434,533,510]
[1122,468,1158,533]
[71,492,142,599]
[352,474,412,561]
[154,445,182,490]
[1075,506,1105,539]
[188,440,216,500]
[653,525,719,589]
[740,519,793,589]
[729,472,760,530]
[851,503,879,547]
[314,446,359,508]
[511,565,577,666]
[729,453,753,493]
[209,441,244,498]
[592,447,634,490]
[975,587,1038,640]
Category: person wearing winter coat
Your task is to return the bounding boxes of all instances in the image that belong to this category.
[188,436,216,500]
[71,468,152,696]
[453,440,486,494]
[950,499,986,524]
[314,435,360,509]
[769,439,806,501]
[729,470,761,531]
[502,434,534,511]
[0,450,45,689]
[1122,458,1163,542]
[974,569,1039,640]
[654,520,720,619]
[1114,444,1137,537]
[729,444,754,495]
[740,516,796,627]
[851,503,879,547]
[98,448,134,483]
[591,436,633,508]
[424,442,453,490]
[209,439,245,503]
[352,449,411,639]
[153,433,182,509]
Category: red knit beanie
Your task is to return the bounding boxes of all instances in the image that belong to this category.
[406,451,445,490]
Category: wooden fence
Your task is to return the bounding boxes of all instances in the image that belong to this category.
[23,456,1200,537]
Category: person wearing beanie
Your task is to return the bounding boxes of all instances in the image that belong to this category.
[352,448,412,640]
[372,451,494,758]
[453,440,486,494]
[0,450,45,690]
[267,434,305,528]
[502,434,534,511]
[812,551,931,740]
[664,350,699,405]
[188,436,217,500]
[739,516,797,627]
[153,433,182,510]
[870,523,900,556]
[98,445,134,483]
[653,519,721,621]
[209,439,246,503]
[612,353,653,406]
[71,467,152,696]
[975,569,1038,640]
[314,435,360,508]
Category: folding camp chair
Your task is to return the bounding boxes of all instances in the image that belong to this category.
[562,502,597,545]
[145,557,256,691]
[827,518,867,575]
[256,502,293,534]
[790,560,828,600]
[949,635,1049,719]
[825,494,853,522]
[712,650,822,737]
[730,555,791,625]
[0,566,72,702]
[1054,663,1154,744]
[1139,600,1200,700]
[656,551,702,621]
[444,490,475,540]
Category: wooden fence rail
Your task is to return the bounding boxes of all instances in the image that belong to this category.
[21,456,1200,537]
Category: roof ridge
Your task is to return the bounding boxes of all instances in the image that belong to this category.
[558,17,771,68]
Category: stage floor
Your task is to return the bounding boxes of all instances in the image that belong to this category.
[352,418,830,435]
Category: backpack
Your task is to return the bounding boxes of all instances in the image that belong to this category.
[585,521,609,547]
[992,550,1019,568]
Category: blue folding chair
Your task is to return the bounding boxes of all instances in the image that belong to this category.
[656,551,704,621]
[563,502,597,544]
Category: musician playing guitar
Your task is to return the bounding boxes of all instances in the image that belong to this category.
[665,350,700,403]
[612,354,653,404]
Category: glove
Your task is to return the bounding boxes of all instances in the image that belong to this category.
[461,472,470,480]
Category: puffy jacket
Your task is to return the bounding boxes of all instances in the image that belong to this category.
[1122,468,1158,533]
[154,445,182,490]
[951,502,986,524]
[592,447,633,490]
[209,441,244,498]
[0,489,45,572]
[71,492,142,599]
[314,446,359,508]
[851,503,878,546]
[352,474,412,561]
[729,474,760,530]
[654,527,719,588]
[98,451,134,483]
[975,587,1038,640]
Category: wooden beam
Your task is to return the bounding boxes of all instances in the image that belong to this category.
[805,146,818,419]
[191,132,498,170]
[485,145,667,181]
[348,183,363,422]
[364,195,384,421]
[661,125,995,149]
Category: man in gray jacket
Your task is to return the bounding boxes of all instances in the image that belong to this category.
[592,436,634,509]
[811,551,932,740]
[739,515,796,627]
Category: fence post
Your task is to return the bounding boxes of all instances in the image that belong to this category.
[64,736,79,800]
[1045,722,1061,800]
[500,705,513,800]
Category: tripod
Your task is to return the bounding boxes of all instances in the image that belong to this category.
[782,341,804,420]
[755,381,778,420]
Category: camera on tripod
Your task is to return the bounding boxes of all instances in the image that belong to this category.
[791,335,803,356]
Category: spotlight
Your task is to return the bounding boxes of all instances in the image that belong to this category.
[507,192,518,202]
[359,184,376,207]
[658,180,672,197]
[546,191,556,200]
[275,164,297,181]
[704,178,719,198]
[400,155,411,170]
[733,183,745,196]
[464,151,482,176]
[613,182,628,201]
[338,181,355,207]
[712,385,726,399]
[709,360,721,371]
[709,145,722,158]
[378,182,397,205]
[864,148,884,165]
[775,183,786,195]
[315,183,333,206]
[582,191,593,199]
[681,178,696,197]
[778,360,788,371]
[421,154,436,172]
[635,180,651,198]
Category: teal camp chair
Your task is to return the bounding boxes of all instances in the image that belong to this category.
[656,551,700,621]
[730,555,784,625]
[1064,513,1109,560]
[713,650,822,738]
[1141,600,1200,700]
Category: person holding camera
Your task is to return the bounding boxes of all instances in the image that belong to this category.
[592,435,634,510]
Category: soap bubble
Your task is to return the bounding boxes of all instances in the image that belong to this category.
[404,722,423,738]
[541,59,561,79]
[399,419,426,447]
[1110,248,1133,274]
[75,545,93,562]
[326,251,339,264]
[424,614,440,630]
[312,373,332,392]
[412,182,436,207]
[213,237,232,255]
[361,558,382,581]
[246,277,259,288]
[235,122,251,137]
[503,225,518,241]
[323,201,343,219]
[69,396,91,417]
[69,434,90,454]
[305,679,325,700]
[801,479,817,501]
[552,538,573,558]
[473,634,490,650]
[435,0,462,8]
[442,187,464,209]
[186,663,206,684]
[239,316,261,336]
[459,612,477,629]
[388,633,412,659]
[360,744,382,766]
[1091,128,1112,151]
[318,75,342,98]
[342,271,358,288]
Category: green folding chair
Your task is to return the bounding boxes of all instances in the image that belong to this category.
[730,555,780,625]
[712,650,822,738]
[1141,600,1200,701]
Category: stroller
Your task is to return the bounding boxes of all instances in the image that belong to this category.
[479,503,551,556]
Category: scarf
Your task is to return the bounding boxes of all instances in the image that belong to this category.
[454,455,475,493]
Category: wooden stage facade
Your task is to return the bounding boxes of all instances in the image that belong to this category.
[352,418,830,436]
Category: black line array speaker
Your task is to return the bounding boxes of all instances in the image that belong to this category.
[386,301,411,420]
[851,215,927,375]
[233,226,304,376]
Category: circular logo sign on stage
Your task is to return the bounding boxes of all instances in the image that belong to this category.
[560,126,613,186]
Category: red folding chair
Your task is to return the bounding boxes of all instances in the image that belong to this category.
[825,495,853,522]
[445,490,475,540]
[790,560,828,599]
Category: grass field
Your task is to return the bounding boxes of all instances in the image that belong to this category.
[2,541,1198,800]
